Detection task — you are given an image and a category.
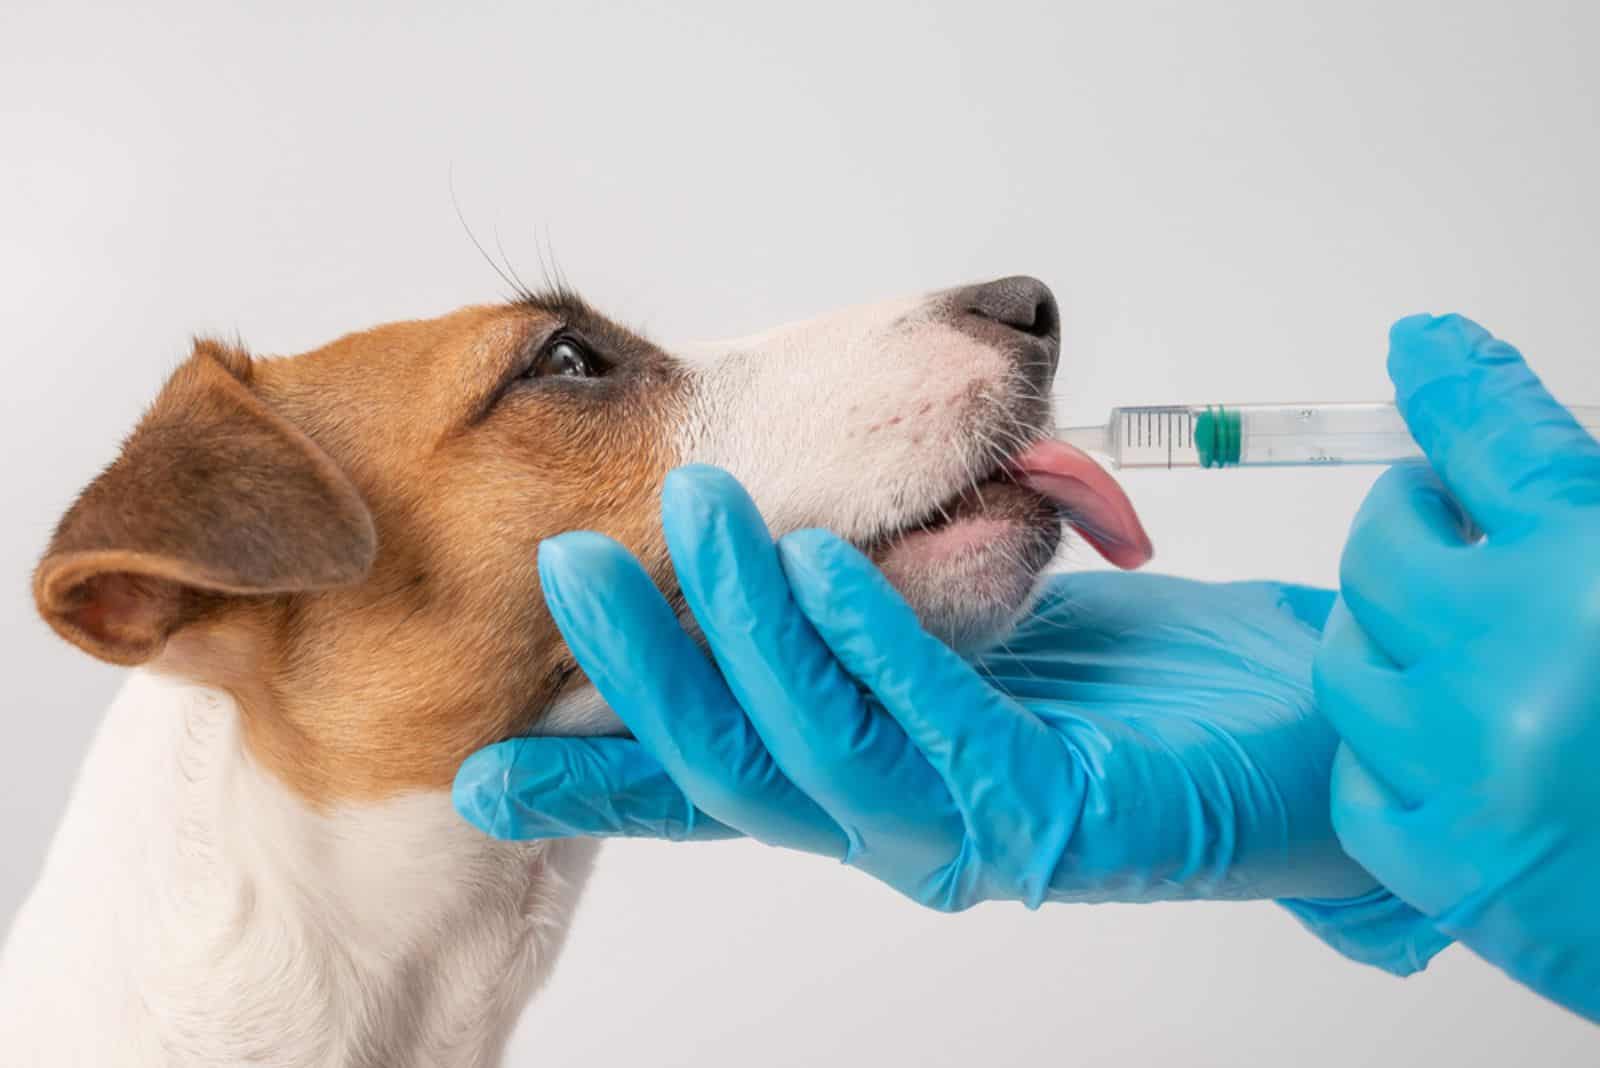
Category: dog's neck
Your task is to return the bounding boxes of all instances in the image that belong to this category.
[0,671,596,1067]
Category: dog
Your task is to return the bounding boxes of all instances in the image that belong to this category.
[0,275,1149,1066]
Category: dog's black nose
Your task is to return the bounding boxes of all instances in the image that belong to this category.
[966,275,1059,341]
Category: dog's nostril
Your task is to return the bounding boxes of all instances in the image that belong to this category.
[968,276,1059,340]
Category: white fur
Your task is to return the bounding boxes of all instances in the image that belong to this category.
[0,672,597,1067]
[534,685,620,738]
[675,293,1016,542]
[0,285,1048,1066]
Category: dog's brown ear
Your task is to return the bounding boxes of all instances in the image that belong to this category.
[34,340,377,666]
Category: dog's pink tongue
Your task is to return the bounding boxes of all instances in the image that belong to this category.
[1011,440,1153,569]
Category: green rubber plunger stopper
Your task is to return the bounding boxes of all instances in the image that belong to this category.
[1195,406,1242,468]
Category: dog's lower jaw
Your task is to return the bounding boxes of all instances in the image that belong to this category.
[0,671,594,1068]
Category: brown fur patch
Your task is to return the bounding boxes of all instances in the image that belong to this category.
[35,344,376,664]
[36,303,685,804]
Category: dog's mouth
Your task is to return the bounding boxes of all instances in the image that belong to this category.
[1008,438,1153,569]
[865,438,1152,572]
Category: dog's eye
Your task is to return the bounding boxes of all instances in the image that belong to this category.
[528,336,597,379]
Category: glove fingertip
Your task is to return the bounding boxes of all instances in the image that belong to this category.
[664,463,745,499]
[537,530,634,601]
[1387,311,1439,349]
[662,465,765,540]
[779,528,914,635]
[1387,310,1490,359]
[1387,311,1514,414]
[777,526,858,566]
[453,743,521,839]
[778,528,894,597]
[662,466,782,618]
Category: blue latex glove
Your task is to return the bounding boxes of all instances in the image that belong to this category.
[1315,314,1600,1021]
[457,467,1444,972]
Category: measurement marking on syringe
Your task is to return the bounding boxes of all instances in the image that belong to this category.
[1116,407,1194,467]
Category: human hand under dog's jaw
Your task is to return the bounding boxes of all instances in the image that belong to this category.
[456,465,1405,934]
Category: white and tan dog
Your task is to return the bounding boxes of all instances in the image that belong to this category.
[0,276,1148,1066]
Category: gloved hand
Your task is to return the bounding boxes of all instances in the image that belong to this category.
[1315,314,1600,1021]
[456,465,1442,971]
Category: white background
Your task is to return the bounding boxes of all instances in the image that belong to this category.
[3,1,1597,1064]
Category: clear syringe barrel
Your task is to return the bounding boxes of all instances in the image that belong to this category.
[1063,402,1600,470]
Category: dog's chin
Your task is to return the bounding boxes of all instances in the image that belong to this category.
[868,479,1062,655]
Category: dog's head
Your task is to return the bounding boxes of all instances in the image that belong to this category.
[35,276,1149,804]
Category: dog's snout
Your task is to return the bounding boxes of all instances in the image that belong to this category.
[967,276,1058,342]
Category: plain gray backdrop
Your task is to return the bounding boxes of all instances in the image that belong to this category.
[3,1,1597,1064]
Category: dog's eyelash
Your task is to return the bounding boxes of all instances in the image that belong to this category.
[517,286,592,322]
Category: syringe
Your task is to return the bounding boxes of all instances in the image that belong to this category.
[1058,402,1600,470]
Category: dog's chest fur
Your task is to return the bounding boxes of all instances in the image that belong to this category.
[0,672,597,1067]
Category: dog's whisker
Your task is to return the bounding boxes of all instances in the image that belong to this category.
[492,225,536,305]
[448,171,527,303]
